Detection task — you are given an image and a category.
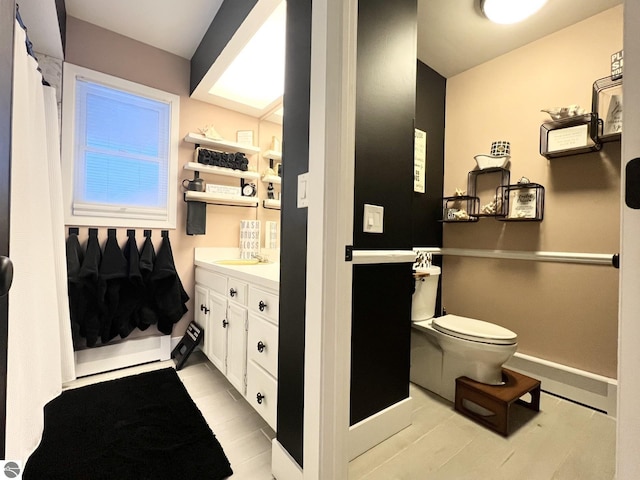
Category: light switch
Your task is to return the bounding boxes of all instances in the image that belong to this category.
[297,173,309,208]
[363,204,384,233]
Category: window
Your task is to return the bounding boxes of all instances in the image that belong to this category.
[61,63,179,228]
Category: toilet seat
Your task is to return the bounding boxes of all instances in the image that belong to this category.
[432,315,517,345]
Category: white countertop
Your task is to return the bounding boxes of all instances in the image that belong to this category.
[194,248,280,292]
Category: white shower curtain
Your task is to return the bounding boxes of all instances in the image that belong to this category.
[5,21,75,462]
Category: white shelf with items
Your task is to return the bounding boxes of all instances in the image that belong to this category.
[263,199,281,210]
[183,162,260,181]
[262,149,282,161]
[261,174,281,185]
[185,191,259,207]
[184,132,260,155]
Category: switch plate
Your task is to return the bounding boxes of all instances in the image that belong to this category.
[363,204,384,233]
[297,173,309,208]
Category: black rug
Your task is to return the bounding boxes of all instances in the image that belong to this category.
[24,368,233,480]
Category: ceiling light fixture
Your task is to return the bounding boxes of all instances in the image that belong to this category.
[481,0,548,25]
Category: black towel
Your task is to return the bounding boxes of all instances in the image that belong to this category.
[137,235,159,330]
[65,233,85,346]
[98,230,128,344]
[187,201,207,235]
[77,229,102,347]
[150,235,189,335]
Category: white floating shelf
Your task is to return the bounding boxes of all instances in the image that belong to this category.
[184,133,260,155]
[263,149,282,161]
[183,162,260,181]
[261,175,282,185]
[185,191,259,207]
[263,199,281,210]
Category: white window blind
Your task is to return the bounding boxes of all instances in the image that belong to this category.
[62,63,179,228]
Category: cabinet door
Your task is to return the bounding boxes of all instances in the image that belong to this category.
[208,291,228,374]
[226,302,248,396]
[194,285,209,357]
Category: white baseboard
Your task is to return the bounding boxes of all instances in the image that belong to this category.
[348,397,413,460]
[271,439,303,480]
[74,335,172,378]
[505,352,617,416]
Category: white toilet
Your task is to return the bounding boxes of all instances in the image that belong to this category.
[410,266,518,402]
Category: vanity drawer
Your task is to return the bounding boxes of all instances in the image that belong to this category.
[246,361,277,431]
[227,278,248,305]
[248,313,279,378]
[195,268,226,296]
[248,287,279,324]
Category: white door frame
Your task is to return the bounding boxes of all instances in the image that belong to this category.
[303,0,358,478]
[617,1,640,478]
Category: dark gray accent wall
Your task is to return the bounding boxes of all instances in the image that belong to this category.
[414,60,445,247]
[189,0,257,94]
[0,0,14,458]
[55,0,66,54]
[275,0,311,468]
[350,0,417,426]
[414,60,446,315]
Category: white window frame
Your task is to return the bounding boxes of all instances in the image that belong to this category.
[61,62,179,229]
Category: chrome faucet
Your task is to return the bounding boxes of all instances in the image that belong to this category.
[251,253,269,263]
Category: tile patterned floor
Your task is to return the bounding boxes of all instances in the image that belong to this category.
[65,353,616,479]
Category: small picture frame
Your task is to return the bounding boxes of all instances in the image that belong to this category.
[592,76,623,142]
[236,130,254,146]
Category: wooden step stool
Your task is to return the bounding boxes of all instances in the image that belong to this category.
[454,368,541,436]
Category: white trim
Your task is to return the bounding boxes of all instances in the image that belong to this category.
[351,250,416,265]
[618,1,640,477]
[272,440,303,480]
[298,0,358,479]
[61,62,179,229]
[73,335,171,378]
[505,352,617,416]
[416,247,617,267]
[348,397,413,460]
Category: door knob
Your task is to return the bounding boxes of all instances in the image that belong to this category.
[222,319,228,328]
[256,392,265,404]
[257,341,266,353]
[258,300,267,312]
[0,256,13,297]
[229,288,237,297]
[200,304,209,314]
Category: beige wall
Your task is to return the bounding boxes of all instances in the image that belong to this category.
[65,17,281,338]
[442,6,622,378]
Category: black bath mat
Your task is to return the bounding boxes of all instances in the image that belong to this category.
[24,367,233,480]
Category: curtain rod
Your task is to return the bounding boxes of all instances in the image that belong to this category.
[415,247,619,268]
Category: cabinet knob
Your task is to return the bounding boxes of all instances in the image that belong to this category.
[229,288,237,297]
[257,341,266,353]
[222,319,228,328]
[256,392,265,405]
[258,300,267,312]
[200,304,209,314]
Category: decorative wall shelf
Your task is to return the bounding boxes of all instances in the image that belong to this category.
[263,199,281,210]
[468,167,510,218]
[440,195,479,223]
[184,191,259,207]
[498,183,545,222]
[592,76,622,143]
[262,150,282,161]
[184,133,261,155]
[184,162,260,181]
[540,113,602,159]
[261,174,281,185]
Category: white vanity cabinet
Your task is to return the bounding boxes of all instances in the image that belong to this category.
[246,286,280,430]
[194,258,280,430]
[195,267,248,396]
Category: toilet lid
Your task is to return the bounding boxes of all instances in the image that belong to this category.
[432,315,517,345]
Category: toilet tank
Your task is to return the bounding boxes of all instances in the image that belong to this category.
[411,266,441,321]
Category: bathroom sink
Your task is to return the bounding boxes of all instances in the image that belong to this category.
[214,259,270,265]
